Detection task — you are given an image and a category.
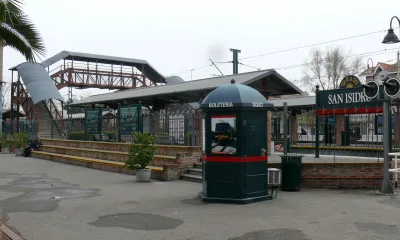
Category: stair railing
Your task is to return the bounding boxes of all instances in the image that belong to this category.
[44,99,66,139]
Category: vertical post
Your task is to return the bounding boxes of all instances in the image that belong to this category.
[10,71,14,134]
[230,48,241,74]
[283,102,288,155]
[315,85,320,158]
[16,75,20,133]
[395,155,398,187]
[381,98,394,194]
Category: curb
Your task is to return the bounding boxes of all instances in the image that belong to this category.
[2,225,24,240]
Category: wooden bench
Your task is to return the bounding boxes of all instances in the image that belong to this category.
[41,145,177,166]
[31,151,163,179]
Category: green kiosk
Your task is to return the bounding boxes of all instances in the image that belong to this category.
[200,79,274,204]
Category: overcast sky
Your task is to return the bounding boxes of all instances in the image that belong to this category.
[3,0,400,98]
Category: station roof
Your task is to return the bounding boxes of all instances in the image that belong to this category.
[269,95,315,108]
[69,69,303,108]
[10,50,166,84]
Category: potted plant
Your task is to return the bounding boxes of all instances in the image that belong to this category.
[1,133,12,154]
[125,132,156,182]
[13,132,29,156]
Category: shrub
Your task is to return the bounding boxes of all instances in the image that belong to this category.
[1,133,13,147]
[13,132,29,149]
[125,132,156,170]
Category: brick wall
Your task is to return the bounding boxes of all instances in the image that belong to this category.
[269,162,386,188]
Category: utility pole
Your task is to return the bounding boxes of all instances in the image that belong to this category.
[230,48,241,74]
[283,102,288,155]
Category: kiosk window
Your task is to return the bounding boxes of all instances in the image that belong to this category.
[211,115,237,155]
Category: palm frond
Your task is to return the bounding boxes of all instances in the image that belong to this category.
[0,0,45,62]
[0,22,35,61]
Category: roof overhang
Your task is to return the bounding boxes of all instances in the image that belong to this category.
[10,50,166,84]
[69,69,303,109]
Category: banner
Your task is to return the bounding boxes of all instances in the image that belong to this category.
[85,108,102,134]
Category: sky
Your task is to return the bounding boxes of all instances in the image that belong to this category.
[3,0,400,99]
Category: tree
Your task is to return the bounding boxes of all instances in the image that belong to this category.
[0,0,46,62]
[298,46,363,94]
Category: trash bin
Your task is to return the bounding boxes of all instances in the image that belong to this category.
[280,153,303,191]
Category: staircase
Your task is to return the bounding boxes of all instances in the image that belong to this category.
[12,82,65,139]
[36,101,64,139]
[181,162,203,182]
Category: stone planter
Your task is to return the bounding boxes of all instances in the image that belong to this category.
[1,147,10,154]
[15,148,24,157]
[136,168,151,182]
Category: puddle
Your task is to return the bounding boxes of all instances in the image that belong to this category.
[0,174,100,222]
[229,229,311,240]
[89,213,184,230]
[354,222,400,236]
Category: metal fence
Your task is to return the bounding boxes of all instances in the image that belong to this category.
[64,108,203,146]
[271,103,399,158]
[1,120,37,140]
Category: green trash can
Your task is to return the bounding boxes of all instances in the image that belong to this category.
[280,153,303,191]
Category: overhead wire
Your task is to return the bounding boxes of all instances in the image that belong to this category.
[239,27,399,61]
[238,62,261,70]
[166,27,399,77]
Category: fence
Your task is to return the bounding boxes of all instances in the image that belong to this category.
[64,108,203,146]
[1,120,37,140]
[271,103,399,158]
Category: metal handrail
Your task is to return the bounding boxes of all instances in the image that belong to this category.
[44,99,66,138]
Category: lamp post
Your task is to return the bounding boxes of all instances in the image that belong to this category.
[380,16,400,194]
[367,58,375,81]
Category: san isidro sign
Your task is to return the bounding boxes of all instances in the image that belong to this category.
[327,91,370,105]
[317,75,382,109]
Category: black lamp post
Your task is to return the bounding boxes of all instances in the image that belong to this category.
[382,16,400,44]
[378,16,400,194]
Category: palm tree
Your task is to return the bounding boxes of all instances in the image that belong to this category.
[0,0,46,62]
[0,0,45,135]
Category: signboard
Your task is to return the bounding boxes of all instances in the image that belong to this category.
[317,87,383,110]
[339,75,361,89]
[118,104,141,136]
[85,108,102,134]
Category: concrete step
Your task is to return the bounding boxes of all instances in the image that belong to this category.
[187,168,202,176]
[194,162,202,169]
[181,173,202,183]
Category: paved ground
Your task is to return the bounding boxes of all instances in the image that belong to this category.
[1,154,400,240]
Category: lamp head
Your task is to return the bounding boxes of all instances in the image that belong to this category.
[382,28,400,44]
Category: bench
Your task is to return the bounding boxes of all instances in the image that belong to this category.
[41,144,177,165]
[31,151,163,179]
[298,135,324,142]
[357,135,384,143]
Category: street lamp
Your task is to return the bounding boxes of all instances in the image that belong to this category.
[378,16,400,194]
[382,16,400,44]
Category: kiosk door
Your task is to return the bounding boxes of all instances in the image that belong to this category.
[244,113,268,196]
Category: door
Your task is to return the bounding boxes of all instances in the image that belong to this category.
[244,113,268,196]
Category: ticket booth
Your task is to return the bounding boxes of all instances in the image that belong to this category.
[200,79,274,204]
